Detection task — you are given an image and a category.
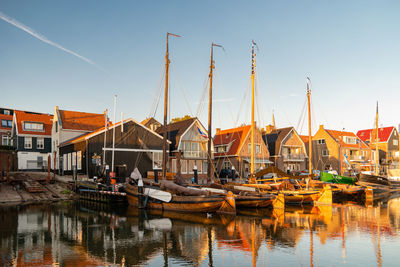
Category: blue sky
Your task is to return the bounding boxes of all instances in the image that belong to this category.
[1,0,399,135]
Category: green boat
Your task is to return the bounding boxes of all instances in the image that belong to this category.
[320,171,356,185]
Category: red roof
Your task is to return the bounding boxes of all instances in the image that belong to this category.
[0,113,13,131]
[213,125,250,156]
[325,129,369,149]
[14,110,53,136]
[59,110,105,131]
[299,135,310,144]
[357,126,395,143]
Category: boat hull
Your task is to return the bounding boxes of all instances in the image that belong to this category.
[358,173,390,186]
[320,172,356,185]
[126,183,225,213]
[281,190,321,205]
[235,195,276,208]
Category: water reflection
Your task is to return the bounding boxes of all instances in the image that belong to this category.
[1,196,400,266]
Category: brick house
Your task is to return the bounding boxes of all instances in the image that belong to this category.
[0,108,13,148]
[156,117,212,182]
[357,126,399,173]
[263,126,308,173]
[213,125,271,178]
[312,125,371,175]
[11,110,53,170]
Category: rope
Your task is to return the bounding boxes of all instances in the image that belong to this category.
[170,63,193,117]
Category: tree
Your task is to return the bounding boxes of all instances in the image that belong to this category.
[171,115,192,123]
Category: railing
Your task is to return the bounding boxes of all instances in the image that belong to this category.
[349,155,366,161]
[183,151,208,159]
[282,154,306,161]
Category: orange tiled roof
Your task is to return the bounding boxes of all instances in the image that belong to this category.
[325,129,369,149]
[14,110,53,136]
[0,113,13,131]
[59,110,105,131]
[299,135,310,144]
[357,126,395,143]
[213,125,251,156]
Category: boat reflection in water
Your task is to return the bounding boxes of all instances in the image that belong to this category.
[1,197,400,266]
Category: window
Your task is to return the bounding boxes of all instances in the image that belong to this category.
[23,122,44,131]
[322,149,329,157]
[68,153,72,171]
[183,141,202,158]
[203,161,208,174]
[196,160,203,173]
[2,135,11,146]
[394,140,398,146]
[181,160,187,174]
[24,137,32,149]
[248,143,251,153]
[344,136,356,144]
[153,151,162,169]
[37,138,44,149]
[1,120,12,128]
[77,151,82,170]
[224,160,231,169]
[256,144,261,154]
[55,121,58,132]
[4,110,10,115]
[63,154,67,171]
[317,139,325,145]
[188,160,195,174]
[171,159,177,173]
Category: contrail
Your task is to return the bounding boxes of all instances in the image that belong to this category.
[0,11,106,72]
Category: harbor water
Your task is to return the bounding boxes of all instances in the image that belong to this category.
[1,197,400,266]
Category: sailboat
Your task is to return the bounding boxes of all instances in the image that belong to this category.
[358,102,391,187]
[126,33,234,213]
[199,41,277,209]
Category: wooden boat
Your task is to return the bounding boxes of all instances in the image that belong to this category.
[126,182,229,213]
[320,171,357,185]
[358,173,391,187]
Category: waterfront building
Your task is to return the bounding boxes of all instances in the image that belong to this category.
[51,106,105,172]
[0,107,13,148]
[312,125,371,175]
[263,126,308,173]
[11,110,53,170]
[58,118,165,178]
[141,117,162,132]
[155,117,211,182]
[213,125,271,179]
[357,126,400,173]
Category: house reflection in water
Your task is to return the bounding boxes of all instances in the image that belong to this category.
[1,197,400,266]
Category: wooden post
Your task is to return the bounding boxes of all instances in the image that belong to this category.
[6,155,10,183]
[53,151,56,181]
[47,154,51,183]
[0,153,3,181]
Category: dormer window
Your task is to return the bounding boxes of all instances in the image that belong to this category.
[4,110,10,115]
[344,136,356,144]
[23,122,44,131]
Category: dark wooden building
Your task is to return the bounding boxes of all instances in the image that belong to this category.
[59,118,166,178]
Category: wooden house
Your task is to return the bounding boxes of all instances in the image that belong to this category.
[11,110,53,170]
[213,125,271,178]
[263,126,308,173]
[312,125,371,175]
[51,106,105,172]
[58,118,166,178]
[155,117,211,182]
[357,126,399,173]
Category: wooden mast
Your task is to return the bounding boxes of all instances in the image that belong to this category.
[250,41,256,177]
[375,101,379,176]
[207,42,223,182]
[307,77,312,187]
[162,32,180,179]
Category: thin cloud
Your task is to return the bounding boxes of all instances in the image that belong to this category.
[0,11,106,72]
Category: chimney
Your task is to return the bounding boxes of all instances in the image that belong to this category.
[319,125,324,130]
[265,124,276,134]
[216,128,221,134]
